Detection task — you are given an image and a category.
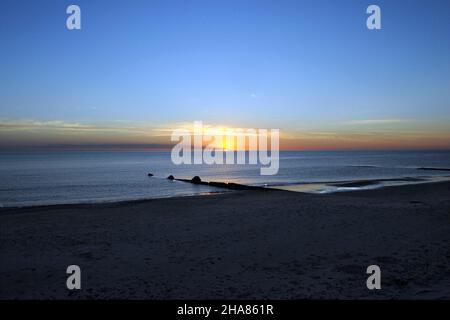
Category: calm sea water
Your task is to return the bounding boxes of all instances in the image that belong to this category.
[1,150,450,207]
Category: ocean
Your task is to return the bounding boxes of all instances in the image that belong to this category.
[1,150,450,207]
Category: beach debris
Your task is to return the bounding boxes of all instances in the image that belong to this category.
[167,175,175,180]
[191,176,202,184]
[147,173,154,177]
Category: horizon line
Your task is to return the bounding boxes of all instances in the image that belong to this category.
[1,144,450,153]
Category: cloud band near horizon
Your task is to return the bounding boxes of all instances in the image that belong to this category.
[1,118,449,151]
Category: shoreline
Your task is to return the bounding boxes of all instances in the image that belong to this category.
[0,190,232,213]
[1,181,449,299]
[268,175,450,193]
[2,175,450,210]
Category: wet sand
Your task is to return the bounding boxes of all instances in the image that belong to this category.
[0,181,449,299]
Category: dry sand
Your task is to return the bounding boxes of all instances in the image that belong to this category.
[0,182,449,299]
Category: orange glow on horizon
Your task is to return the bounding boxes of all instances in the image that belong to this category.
[1,119,450,151]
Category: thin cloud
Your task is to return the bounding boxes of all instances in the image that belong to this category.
[0,119,175,149]
[344,119,414,125]
[0,119,162,134]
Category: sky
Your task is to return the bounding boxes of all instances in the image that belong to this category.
[0,0,449,150]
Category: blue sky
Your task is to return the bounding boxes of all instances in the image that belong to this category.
[0,0,449,149]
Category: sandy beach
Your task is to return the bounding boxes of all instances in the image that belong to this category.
[0,181,449,299]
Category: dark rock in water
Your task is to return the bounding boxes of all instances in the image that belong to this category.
[147,173,154,177]
[175,177,267,190]
[417,167,450,171]
[208,181,226,188]
[167,175,175,180]
[191,176,202,184]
